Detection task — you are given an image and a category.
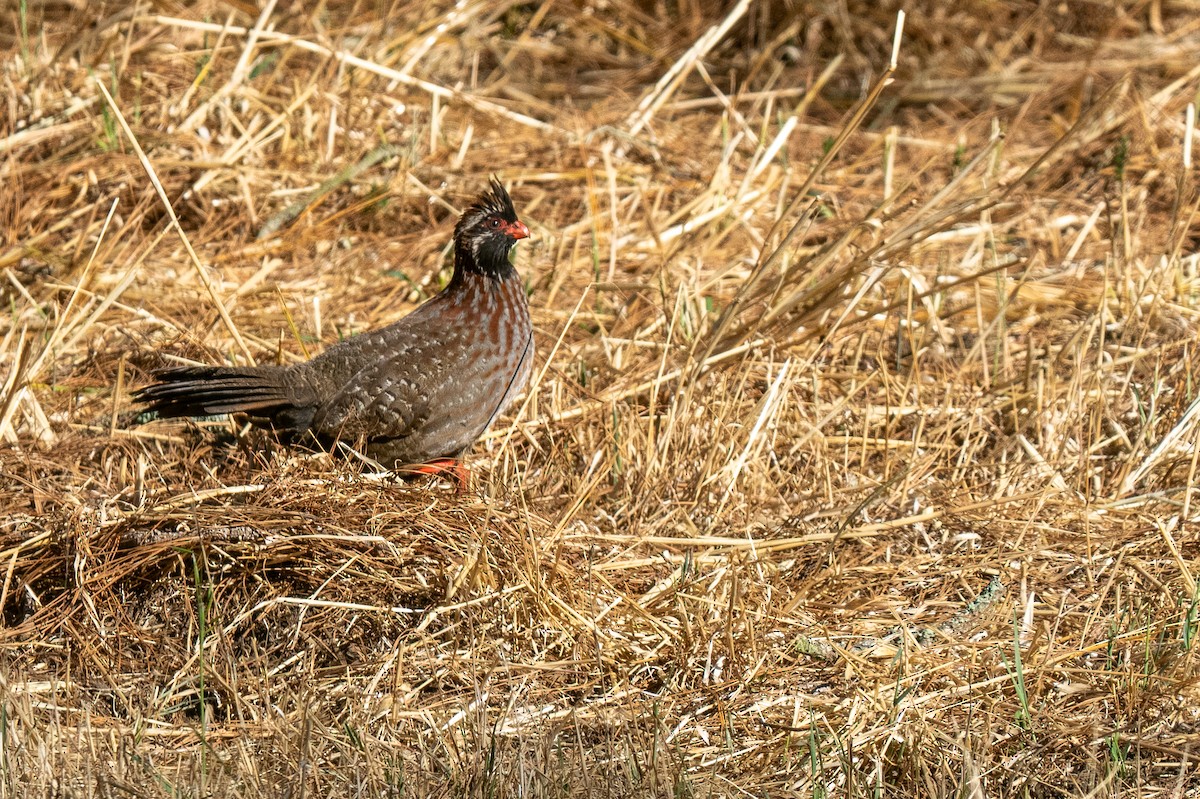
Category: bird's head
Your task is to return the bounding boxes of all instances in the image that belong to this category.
[453,177,530,278]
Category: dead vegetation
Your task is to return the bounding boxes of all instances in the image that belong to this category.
[2,0,1200,795]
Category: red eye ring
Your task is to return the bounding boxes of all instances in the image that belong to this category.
[488,217,502,229]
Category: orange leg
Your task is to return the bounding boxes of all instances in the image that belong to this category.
[406,458,471,492]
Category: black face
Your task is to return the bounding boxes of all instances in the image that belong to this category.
[454,178,530,278]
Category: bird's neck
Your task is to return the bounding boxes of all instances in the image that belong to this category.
[452,241,518,284]
[439,258,527,318]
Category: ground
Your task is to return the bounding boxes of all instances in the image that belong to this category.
[2,1,1200,796]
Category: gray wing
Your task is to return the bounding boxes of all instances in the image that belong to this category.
[304,324,455,442]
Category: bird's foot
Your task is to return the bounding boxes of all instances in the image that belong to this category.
[406,459,470,493]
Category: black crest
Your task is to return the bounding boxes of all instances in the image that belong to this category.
[471,176,518,223]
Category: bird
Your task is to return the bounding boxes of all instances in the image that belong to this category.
[134,177,533,490]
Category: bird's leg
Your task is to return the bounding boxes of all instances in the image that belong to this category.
[407,458,471,493]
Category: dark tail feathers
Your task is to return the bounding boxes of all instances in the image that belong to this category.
[133,366,293,419]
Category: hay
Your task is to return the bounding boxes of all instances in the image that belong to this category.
[2,0,1200,795]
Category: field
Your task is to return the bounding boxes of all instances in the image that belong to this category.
[3,0,1200,796]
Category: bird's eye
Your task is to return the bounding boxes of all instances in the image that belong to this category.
[487,217,502,229]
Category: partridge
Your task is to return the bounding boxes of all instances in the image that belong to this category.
[135,178,533,487]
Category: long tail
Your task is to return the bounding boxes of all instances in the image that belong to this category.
[133,366,296,419]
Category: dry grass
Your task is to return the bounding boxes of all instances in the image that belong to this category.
[3,0,1200,795]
